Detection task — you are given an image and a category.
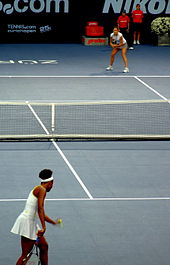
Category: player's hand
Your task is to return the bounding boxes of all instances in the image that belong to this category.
[55,218,63,225]
[37,228,46,237]
[50,218,63,228]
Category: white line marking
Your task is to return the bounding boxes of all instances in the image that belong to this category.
[27,104,50,135]
[0,75,170,78]
[51,140,93,199]
[0,197,170,202]
[134,76,169,100]
[27,102,93,199]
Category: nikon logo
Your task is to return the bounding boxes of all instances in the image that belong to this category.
[103,0,170,14]
[0,0,69,15]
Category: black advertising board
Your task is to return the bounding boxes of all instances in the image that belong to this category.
[0,0,169,43]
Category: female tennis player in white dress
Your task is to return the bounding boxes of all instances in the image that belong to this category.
[11,169,60,265]
[106,26,129,73]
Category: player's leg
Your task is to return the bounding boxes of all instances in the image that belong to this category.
[106,48,119,70]
[37,236,48,265]
[135,23,142,44]
[137,31,141,44]
[133,31,136,44]
[110,48,119,65]
[16,236,35,265]
[121,47,129,72]
[127,28,134,49]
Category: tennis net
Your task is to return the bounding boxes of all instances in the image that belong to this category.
[0,99,170,140]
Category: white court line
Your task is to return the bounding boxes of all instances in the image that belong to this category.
[27,103,93,200]
[51,140,93,199]
[134,76,169,100]
[0,197,170,202]
[0,75,170,78]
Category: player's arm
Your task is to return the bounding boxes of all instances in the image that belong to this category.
[127,17,130,32]
[36,186,47,236]
[132,11,135,20]
[44,215,63,225]
[116,36,124,47]
[44,215,58,224]
[109,36,116,48]
[117,17,120,31]
[109,36,113,47]
[34,186,61,229]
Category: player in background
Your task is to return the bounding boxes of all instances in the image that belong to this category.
[106,27,129,73]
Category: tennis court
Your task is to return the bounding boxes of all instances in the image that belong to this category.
[0,43,170,265]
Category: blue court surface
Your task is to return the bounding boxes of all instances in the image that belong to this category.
[0,44,170,265]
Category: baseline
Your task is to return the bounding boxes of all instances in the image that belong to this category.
[0,75,170,78]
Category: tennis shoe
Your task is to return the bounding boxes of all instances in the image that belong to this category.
[129,47,134,50]
[106,65,113,71]
[123,67,129,73]
[133,40,136,44]
[137,40,140,44]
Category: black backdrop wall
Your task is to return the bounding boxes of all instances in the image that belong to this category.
[0,0,169,44]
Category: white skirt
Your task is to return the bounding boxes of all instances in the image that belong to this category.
[11,212,40,240]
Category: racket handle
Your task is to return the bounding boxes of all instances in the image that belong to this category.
[36,237,40,243]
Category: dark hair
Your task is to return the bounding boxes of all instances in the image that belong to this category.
[39,169,53,180]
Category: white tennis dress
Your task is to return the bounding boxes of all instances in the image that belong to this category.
[110,32,127,48]
[11,188,40,240]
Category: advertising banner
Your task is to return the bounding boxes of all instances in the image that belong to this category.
[0,0,169,43]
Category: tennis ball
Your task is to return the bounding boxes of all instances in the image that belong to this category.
[58,219,62,224]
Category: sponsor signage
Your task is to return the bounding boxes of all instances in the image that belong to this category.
[103,0,170,14]
[0,60,58,64]
[0,0,169,43]
[7,24,52,34]
[0,0,169,15]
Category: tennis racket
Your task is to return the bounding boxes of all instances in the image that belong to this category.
[23,241,40,265]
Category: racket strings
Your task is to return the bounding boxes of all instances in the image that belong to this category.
[23,244,40,265]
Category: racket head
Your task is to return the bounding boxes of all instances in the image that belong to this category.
[25,252,40,265]
[23,245,40,265]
